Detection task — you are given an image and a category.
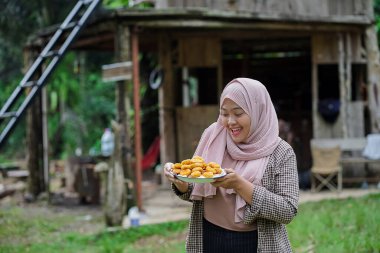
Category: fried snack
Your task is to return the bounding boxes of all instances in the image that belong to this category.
[192,167,203,172]
[181,164,192,170]
[190,171,202,178]
[208,162,220,168]
[173,163,182,169]
[215,167,223,174]
[190,163,204,169]
[173,168,181,174]
[192,156,205,161]
[202,172,214,178]
[171,156,223,178]
[180,169,191,176]
[181,159,192,165]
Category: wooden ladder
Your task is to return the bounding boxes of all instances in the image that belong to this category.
[0,0,101,148]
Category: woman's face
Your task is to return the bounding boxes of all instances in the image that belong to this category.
[220,98,251,143]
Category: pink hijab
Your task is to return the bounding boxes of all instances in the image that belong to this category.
[190,78,281,222]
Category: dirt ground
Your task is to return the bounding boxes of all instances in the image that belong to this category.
[0,190,105,236]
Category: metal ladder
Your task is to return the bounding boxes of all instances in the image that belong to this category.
[0,0,101,148]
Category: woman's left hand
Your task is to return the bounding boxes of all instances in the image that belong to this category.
[211,168,254,204]
[211,168,242,190]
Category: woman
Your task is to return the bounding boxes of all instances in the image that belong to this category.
[164,78,299,252]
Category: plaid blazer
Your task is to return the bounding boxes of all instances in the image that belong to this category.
[173,140,299,253]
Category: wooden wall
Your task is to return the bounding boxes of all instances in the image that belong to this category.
[155,0,373,20]
[176,106,219,161]
[311,31,369,139]
[312,33,366,64]
[178,38,220,67]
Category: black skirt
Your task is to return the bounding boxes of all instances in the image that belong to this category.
[203,218,258,253]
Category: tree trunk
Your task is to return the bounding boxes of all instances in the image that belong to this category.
[104,121,126,226]
[25,49,45,200]
[26,94,45,199]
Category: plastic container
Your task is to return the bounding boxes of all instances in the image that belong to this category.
[101,128,114,157]
[128,206,140,227]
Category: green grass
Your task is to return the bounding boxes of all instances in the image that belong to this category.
[0,193,379,253]
[288,193,380,253]
[0,205,188,253]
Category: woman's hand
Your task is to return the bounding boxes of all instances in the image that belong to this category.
[164,162,189,193]
[211,168,241,190]
[211,168,254,204]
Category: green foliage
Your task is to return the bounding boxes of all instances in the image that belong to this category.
[103,0,154,9]
[375,0,380,34]
[0,77,27,160]
[103,0,130,8]
[0,0,77,82]
[46,52,115,158]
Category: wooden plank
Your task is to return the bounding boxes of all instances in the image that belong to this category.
[350,32,367,63]
[347,102,365,138]
[342,177,380,183]
[102,62,132,82]
[341,157,380,164]
[312,34,339,64]
[311,138,367,151]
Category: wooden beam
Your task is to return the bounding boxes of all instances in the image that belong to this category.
[116,8,373,24]
[134,19,368,31]
[158,33,176,186]
[72,33,114,49]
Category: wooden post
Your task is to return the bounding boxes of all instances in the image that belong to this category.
[41,86,49,199]
[116,25,136,210]
[365,25,380,133]
[345,33,353,138]
[345,33,352,102]
[158,34,176,186]
[338,33,348,138]
[216,39,223,101]
[311,48,319,138]
[131,26,143,211]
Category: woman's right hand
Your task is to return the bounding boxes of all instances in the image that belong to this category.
[164,162,189,193]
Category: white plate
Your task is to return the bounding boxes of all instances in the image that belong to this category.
[175,169,227,183]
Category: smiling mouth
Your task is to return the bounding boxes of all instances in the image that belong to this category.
[230,128,241,137]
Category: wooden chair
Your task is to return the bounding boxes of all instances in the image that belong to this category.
[310,145,342,192]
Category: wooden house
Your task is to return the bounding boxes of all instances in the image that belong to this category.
[27,0,380,171]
